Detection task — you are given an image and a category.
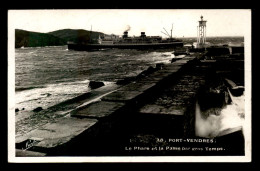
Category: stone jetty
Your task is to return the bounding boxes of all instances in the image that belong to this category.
[15,47,245,157]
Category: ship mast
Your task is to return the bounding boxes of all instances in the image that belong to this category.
[163,27,171,37]
[161,31,170,37]
[89,25,92,43]
[161,24,174,39]
[171,24,173,39]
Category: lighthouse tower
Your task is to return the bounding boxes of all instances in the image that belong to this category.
[197,15,207,48]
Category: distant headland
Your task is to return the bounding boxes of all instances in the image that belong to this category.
[15,29,104,48]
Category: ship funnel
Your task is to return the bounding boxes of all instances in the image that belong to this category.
[123,31,128,38]
[141,32,146,38]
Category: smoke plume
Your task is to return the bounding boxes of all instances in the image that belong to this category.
[125,25,131,32]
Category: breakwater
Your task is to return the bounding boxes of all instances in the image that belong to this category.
[15,47,245,157]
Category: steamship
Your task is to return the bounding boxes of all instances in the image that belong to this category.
[67,31,183,51]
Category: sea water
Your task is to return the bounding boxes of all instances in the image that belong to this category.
[15,46,175,116]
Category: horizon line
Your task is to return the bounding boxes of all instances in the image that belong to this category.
[15,28,245,38]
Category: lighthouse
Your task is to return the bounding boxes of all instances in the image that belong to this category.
[197,15,207,48]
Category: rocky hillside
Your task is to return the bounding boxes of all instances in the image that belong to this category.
[15,29,105,48]
[48,29,104,44]
[15,29,66,48]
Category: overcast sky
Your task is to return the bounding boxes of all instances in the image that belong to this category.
[9,9,251,37]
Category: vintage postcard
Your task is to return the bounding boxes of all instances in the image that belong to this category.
[8,9,251,162]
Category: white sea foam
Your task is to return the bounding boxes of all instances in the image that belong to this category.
[15,79,117,113]
[195,93,245,138]
[140,51,175,64]
[15,79,92,112]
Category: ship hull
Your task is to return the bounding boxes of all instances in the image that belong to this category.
[68,42,184,51]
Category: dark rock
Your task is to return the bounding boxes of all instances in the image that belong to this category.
[145,66,156,75]
[41,93,52,97]
[171,58,177,63]
[136,66,156,79]
[88,81,105,89]
[228,87,244,97]
[197,89,226,113]
[156,63,164,70]
[15,108,19,112]
[33,107,43,112]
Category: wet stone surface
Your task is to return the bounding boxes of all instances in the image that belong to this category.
[16,149,47,157]
[118,82,156,92]
[101,90,143,102]
[139,104,186,115]
[71,101,125,118]
[16,117,97,149]
[138,62,205,116]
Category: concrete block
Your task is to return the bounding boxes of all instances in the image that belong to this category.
[175,59,189,64]
[71,101,125,118]
[182,75,206,80]
[137,74,167,83]
[184,56,196,60]
[166,91,197,97]
[135,77,159,83]
[16,117,97,149]
[139,104,185,116]
[156,69,179,74]
[175,84,200,89]
[167,62,185,66]
[118,82,156,92]
[148,72,172,79]
[169,87,197,92]
[163,65,183,71]
[16,149,47,157]
[141,76,163,82]
[178,80,200,85]
[101,90,143,102]
[166,83,200,93]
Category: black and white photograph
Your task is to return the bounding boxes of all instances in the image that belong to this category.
[8,9,251,162]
